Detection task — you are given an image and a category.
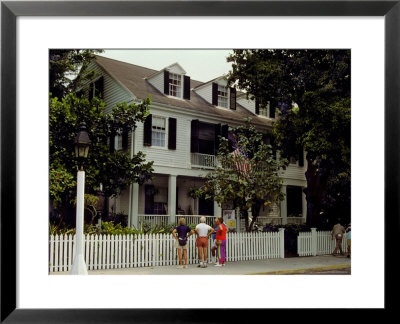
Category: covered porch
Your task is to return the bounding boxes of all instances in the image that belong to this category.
[126,174,220,228]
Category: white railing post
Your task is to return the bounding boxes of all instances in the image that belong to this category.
[311,228,317,256]
[278,228,285,258]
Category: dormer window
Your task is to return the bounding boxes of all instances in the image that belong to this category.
[259,106,269,117]
[161,69,190,100]
[259,102,269,117]
[217,85,228,108]
[169,73,182,97]
[210,82,236,110]
[256,99,275,118]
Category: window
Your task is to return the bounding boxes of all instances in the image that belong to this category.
[258,101,270,117]
[88,76,104,101]
[151,116,166,147]
[217,85,228,108]
[259,106,269,117]
[256,99,275,118]
[169,73,182,98]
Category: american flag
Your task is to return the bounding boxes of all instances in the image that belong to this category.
[232,146,250,174]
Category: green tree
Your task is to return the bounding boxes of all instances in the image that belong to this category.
[227,49,351,227]
[49,94,154,224]
[190,120,286,231]
[49,49,104,99]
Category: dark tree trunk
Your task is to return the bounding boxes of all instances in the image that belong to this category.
[242,209,249,232]
[304,158,327,228]
[249,202,262,231]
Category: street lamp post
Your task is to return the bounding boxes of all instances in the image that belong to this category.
[70,123,91,275]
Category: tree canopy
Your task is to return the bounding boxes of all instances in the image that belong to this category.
[190,120,286,231]
[49,49,104,99]
[227,50,351,227]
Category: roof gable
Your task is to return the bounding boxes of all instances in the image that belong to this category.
[164,62,186,75]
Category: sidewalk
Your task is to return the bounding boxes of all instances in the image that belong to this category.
[51,255,351,275]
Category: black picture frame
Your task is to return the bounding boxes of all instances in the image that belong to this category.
[1,0,398,322]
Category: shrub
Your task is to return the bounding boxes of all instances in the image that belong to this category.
[49,221,176,236]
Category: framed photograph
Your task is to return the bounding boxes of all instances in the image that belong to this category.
[1,0,398,321]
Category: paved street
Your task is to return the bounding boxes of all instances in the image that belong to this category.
[51,255,351,275]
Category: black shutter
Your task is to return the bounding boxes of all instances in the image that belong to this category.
[221,124,229,139]
[214,123,222,154]
[168,118,177,150]
[212,83,218,106]
[270,100,276,118]
[163,70,169,95]
[298,146,304,167]
[190,120,199,153]
[255,98,260,115]
[95,76,104,98]
[122,129,129,150]
[143,114,152,146]
[229,88,236,110]
[109,133,115,152]
[88,82,94,101]
[183,76,191,100]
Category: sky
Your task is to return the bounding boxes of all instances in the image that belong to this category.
[100,49,234,83]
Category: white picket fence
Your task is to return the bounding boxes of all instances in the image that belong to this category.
[298,229,349,256]
[49,230,285,273]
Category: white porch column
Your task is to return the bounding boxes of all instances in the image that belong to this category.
[129,183,139,228]
[280,185,288,225]
[214,201,221,218]
[168,175,177,224]
[302,186,307,222]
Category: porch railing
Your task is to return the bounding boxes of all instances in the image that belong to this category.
[191,153,216,169]
[176,215,214,226]
[137,214,215,227]
[254,216,306,226]
[138,214,169,227]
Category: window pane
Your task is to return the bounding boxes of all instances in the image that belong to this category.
[169,73,181,97]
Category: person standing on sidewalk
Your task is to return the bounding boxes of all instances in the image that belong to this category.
[172,218,194,269]
[346,223,351,258]
[215,217,229,266]
[195,216,214,268]
[331,220,346,256]
[211,218,219,265]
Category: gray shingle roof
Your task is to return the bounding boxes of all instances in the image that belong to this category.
[95,55,270,127]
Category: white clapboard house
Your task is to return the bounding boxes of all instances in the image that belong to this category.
[82,55,307,230]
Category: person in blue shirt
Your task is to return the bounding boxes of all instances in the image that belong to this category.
[210,218,219,265]
[172,218,194,268]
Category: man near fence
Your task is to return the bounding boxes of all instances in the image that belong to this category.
[195,216,214,268]
[346,223,351,258]
[331,220,346,256]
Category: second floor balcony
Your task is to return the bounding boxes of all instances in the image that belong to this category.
[191,152,217,169]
